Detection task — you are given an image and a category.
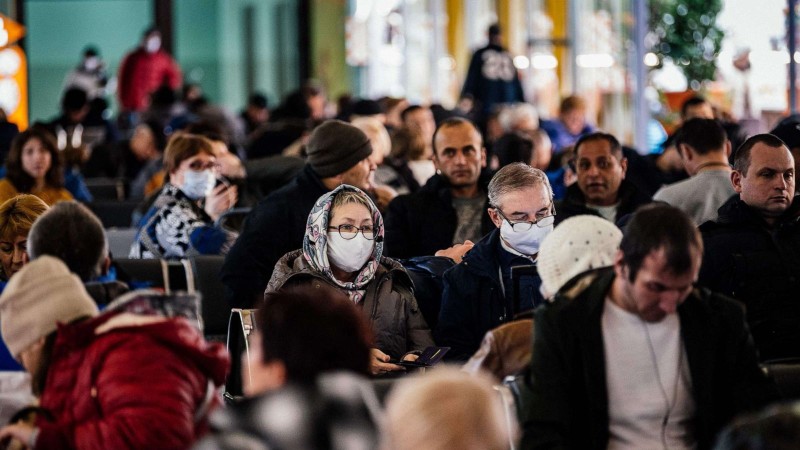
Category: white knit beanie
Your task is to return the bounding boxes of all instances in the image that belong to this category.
[0,256,98,358]
[538,215,622,299]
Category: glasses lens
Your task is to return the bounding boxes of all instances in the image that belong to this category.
[337,225,358,240]
[361,227,375,240]
[511,221,534,232]
[536,215,555,228]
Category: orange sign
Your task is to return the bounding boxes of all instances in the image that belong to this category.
[0,14,26,130]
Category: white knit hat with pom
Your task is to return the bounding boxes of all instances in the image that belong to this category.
[537,215,622,299]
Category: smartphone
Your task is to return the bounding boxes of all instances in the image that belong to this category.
[390,346,450,368]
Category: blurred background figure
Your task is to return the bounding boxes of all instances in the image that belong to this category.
[382,367,515,450]
[61,46,115,102]
[0,127,73,206]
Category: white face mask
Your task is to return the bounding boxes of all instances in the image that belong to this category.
[145,36,161,53]
[500,220,553,256]
[327,232,374,273]
[181,169,215,200]
[84,57,99,71]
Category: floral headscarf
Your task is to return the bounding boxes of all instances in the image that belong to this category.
[303,184,384,303]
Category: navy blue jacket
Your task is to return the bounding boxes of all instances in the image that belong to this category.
[220,165,329,308]
[461,43,525,121]
[435,229,544,361]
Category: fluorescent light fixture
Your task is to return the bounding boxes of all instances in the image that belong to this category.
[531,54,558,70]
[513,55,530,69]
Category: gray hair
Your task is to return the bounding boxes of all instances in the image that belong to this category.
[27,201,108,281]
[488,162,553,208]
[497,103,539,133]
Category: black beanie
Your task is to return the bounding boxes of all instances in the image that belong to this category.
[306,120,373,178]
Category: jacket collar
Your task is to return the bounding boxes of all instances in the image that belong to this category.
[461,228,503,283]
[419,169,493,203]
[299,164,330,193]
[715,194,800,227]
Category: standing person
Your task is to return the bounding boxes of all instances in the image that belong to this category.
[0,127,72,206]
[699,134,800,362]
[461,24,525,129]
[117,27,182,122]
[61,46,114,101]
[521,204,777,449]
[0,256,228,449]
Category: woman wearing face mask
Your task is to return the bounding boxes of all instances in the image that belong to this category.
[129,133,237,259]
[267,185,434,376]
[435,163,554,361]
[0,127,73,206]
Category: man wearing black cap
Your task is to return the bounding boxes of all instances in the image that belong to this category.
[221,120,376,308]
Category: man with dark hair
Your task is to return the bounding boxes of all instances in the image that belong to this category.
[461,24,525,129]
[699,133,800,361]
[653,118,734,224]
[27,201,128,305]
[555,132,650,224]
[436,163,551,361]
[222,120,376,308]
[384,117,494,259]
[522,203,777,449]
[680,96,715,121]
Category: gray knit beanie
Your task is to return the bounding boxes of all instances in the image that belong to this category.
[306,120,373,178]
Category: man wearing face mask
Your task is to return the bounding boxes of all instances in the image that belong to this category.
[435,163,552,361]
[118,27,182,118]
[62,46,115,101]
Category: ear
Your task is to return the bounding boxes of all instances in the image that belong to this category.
[480,146,487,168]
[731,170,744,193]
[678,144,693,162]
[619,157,628,179]
[725,139,732,158]
[487,207,502,229]
[612,249,627,281]
[432,153,441,173]
[102,256,112,276]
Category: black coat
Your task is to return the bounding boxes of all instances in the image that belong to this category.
[521,268,778,450]
[554,179,651,225]
[435,229,543,361]
[699,195,800,362]
[220,165,328,308]
[383,171,495,259]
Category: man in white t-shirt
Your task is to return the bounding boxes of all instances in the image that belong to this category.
[521,203,777,450]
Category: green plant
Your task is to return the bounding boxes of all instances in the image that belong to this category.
[648,0,725,88]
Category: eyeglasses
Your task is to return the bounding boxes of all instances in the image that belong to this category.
[494,207,556,232]
[328,224,375,240]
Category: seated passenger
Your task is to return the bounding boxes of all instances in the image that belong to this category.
[267,185,434,376]
[382,367,514,450]
[0,127,73,206]
[130,133,238,259]
[0,256,228,449]
[436,163,551,361]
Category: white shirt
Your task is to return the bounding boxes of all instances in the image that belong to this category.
[602,297,696,450]
[588,203,618,222]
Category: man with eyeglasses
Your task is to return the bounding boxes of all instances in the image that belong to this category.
[435,163,552,361]
[521,203,777,450]
[385,117,494,260]
[556,132,650,225]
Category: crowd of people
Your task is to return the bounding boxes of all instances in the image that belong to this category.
[0,22,797,450]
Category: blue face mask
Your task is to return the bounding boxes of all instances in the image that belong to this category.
[181,169,215,200]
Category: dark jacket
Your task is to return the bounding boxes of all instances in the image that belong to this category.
[399,256,456,329]
[461,43,525,120]
[267,250,434,359]
[435,229,543,361]
[221,165,329,308]
[521,268,778,450]
[554,179,651,225]
[384,171,495,259]
[699,195,800,362]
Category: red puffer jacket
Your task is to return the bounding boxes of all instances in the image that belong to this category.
[117,48,182,111]
[34,312,229,450]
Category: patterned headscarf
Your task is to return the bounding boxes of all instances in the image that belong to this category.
[303,185,384,303]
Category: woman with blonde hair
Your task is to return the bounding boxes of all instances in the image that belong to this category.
[382,367,515,450]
